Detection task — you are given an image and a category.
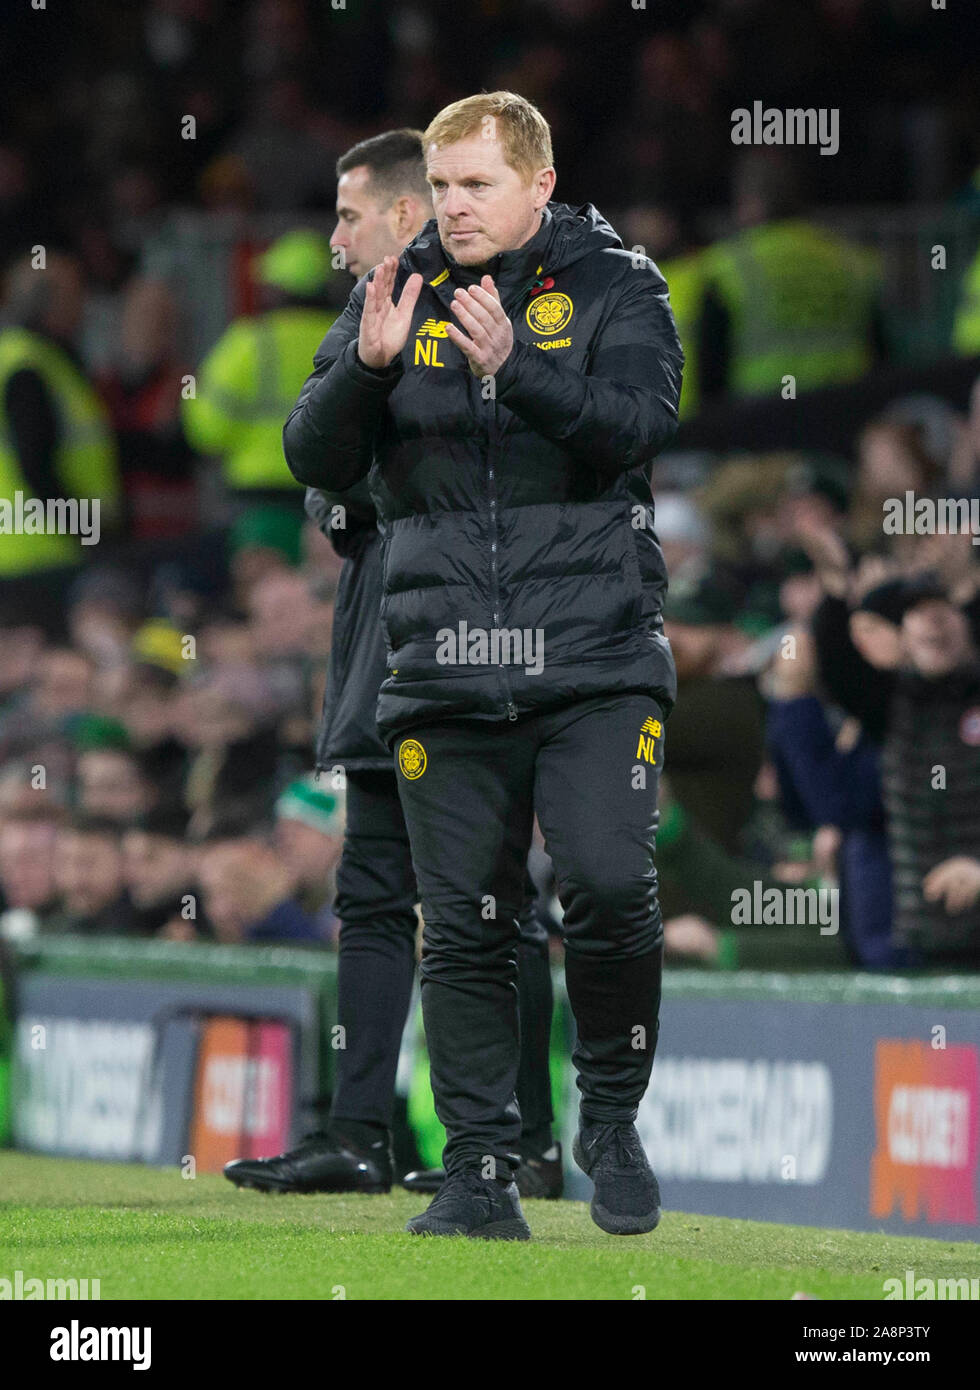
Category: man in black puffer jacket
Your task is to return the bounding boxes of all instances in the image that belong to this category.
[225,130,561,1200]
[284,92,682,1240]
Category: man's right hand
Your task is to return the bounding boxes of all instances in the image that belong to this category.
[358,256,423,369]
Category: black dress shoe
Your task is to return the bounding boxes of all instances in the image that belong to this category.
[400,1165,446,1194]
[401,1143,564,1199]
[406,1170,531,1239]
[223,1131,392,1194]
[515,1142,564,1199]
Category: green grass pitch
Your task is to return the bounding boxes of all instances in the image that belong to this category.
[1,1152,976,1301]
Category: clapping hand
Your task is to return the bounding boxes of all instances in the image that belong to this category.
[358,256,423,369]
[447,277,514,377]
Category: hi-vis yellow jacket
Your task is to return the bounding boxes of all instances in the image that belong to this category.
[183,308,338,491]
[703,219,880,397]
[0,328,119,576]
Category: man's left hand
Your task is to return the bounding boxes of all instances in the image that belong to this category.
[447,277,514,376]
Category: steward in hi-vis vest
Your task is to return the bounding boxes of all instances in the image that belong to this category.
[0,253,119,578]
[658,249,707,419]
[952,242,980,356]
[702,218,880,398]
[182,230,340,499]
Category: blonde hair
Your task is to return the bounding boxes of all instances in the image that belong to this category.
[423,91,553,184]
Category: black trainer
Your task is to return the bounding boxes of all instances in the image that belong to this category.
[401,1141,564,1199]
[405,1170,531,1239]
[223,1131,392,1194]
[572,1121,661,1235]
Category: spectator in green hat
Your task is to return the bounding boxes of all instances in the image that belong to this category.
[275,775,345,943]
[182,228,340,507]
[228,503,307,607]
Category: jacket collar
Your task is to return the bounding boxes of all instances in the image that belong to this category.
[407,208,556,301]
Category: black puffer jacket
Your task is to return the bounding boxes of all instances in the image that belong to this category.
[304,485,391,771]
[285,202,682,744]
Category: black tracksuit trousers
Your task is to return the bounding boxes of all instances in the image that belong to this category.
[394,692,666,1179]
[330,769,554,1148]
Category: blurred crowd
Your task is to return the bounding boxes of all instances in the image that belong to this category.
[1,361,978,965]
[0,502,348,945]
[4,0,980,368]
[1,0,980,969]
[3,0,979,251]
[649,378,980,969]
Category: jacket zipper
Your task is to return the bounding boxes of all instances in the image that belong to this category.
[487,276,551,724]
[486,395,517,721]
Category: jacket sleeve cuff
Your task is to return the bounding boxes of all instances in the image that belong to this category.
[343,339,404,389]
[493,340,532,399]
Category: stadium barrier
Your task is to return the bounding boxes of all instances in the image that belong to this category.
[623,970,980,1244]
[2,939,979,1241]
[4,939,333,1169]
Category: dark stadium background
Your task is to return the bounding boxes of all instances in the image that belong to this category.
[1,0,980,1243]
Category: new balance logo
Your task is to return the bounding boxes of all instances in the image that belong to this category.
[636,716,662,764]
[414,319,450,367]
[416,319,450,337]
